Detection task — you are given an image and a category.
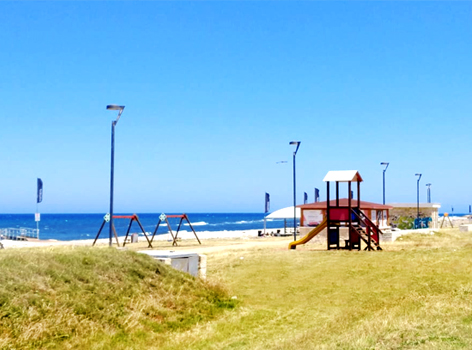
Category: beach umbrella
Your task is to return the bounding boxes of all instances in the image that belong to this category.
[266,206,301,219]
[265,206,301,235]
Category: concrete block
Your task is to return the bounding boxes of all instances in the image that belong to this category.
[138,250,203,278]
[459,224,472,232]
[198,254,207,279]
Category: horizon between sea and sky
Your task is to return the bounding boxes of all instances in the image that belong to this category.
[1,2,472,215]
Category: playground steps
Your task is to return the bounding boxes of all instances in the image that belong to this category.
[349,209,384,251]
[352,225,382,251]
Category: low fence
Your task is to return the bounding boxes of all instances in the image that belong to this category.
[0,228,39,240]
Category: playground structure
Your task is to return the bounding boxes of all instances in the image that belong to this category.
[440,213,454,228]
[150,213,201,247]
[93,214,153,248]
[289,170,389,251]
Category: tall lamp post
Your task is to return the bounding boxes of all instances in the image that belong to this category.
[381,162,389,205]
[415,173,422,221]
[426,183,431,203]
[289,141,301,241]
[107,105,125,247]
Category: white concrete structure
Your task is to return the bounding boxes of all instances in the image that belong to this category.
[138,250,207,279]
[459,224,472,232]
[388,203,441,229]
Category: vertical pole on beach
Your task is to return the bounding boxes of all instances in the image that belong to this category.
[415,173,422,226]
[290,141,301,241]
[107,105,125,247]
[381,162,389,205]
[426,183,431,203]
[36,178,43,239]
[264,192,270,235]
[35,202,39,239]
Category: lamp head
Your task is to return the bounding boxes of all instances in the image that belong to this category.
[289,141,301,155]
[107,105,125,124]
[415,173,422,181]
[106,105,125,111]
[381,162,389,171]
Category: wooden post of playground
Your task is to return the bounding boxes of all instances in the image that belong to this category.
[440,213,454,228]
[121,214,153,248]
[93,218,120,247]
[348,181,352,251]
[326,181,330,251]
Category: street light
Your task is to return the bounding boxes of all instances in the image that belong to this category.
[426,183,432,203]
[289,141,301,241]
[107,104,125,247]
[415,173,422,221]
[381,162,389,205]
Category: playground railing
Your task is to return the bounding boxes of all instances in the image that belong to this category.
[0,228,39,240]
[351,209,383,243]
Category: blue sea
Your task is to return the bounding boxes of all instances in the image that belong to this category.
[0,213,294,241]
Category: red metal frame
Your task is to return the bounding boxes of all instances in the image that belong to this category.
[93,214,153,248]
[149,213,201,247]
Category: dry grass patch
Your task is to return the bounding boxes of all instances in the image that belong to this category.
[2,229,472,349]
[158,229,472,349]
[0,246,236,349]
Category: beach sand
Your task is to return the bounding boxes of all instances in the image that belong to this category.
[0,227,290,250]
[3,217,464,251]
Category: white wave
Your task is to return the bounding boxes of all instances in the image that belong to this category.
[184,221,207,226]
[234,219,264,225]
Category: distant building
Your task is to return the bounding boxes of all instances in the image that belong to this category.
[297,199,392,243]
[387,203,441,229]
[299,199,392,228]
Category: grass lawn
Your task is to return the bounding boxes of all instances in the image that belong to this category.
[1,228,472,349]
[0,246,237,349]
[159,228,472,349]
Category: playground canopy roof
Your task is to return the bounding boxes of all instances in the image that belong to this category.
[298,199,392,210]
[266,206,301,219]
[323,170,363,183]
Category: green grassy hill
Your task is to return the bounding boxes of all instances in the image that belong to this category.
[0,247,236,349]
[3,230,472,349]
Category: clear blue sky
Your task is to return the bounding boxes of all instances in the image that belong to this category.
[1,2,471,214]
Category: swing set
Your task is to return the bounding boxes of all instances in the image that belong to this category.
[93,214,153,248]
[440,213,454,228]
[150,213,201,246]
[92,213,201,247]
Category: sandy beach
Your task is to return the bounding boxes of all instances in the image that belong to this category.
[1,215,467,250]
[0,227,289,250]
